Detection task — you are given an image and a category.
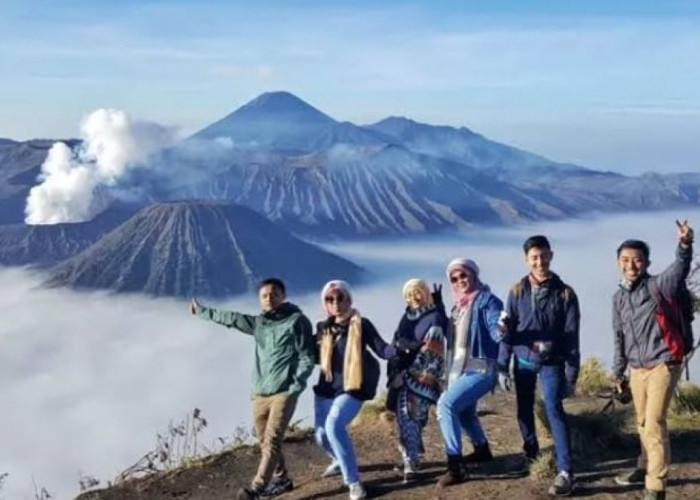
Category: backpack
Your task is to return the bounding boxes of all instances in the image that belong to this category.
[649,279,696,358]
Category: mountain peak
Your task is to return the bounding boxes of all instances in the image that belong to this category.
[192,91,335,148]
[241,91,326,114]
[231,91,335,124]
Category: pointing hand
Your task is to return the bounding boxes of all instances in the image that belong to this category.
[676,219,694,246]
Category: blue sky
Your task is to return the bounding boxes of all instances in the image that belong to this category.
[1,1,700,173]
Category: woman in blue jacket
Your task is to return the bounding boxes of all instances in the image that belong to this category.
[437,258,505,488]
[313,280,397,500]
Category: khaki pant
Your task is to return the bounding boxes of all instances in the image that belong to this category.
[630,362,681,492]
[250,391,298,491]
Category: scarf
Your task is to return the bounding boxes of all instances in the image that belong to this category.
[455,287,480,309]
[320,308,364,391]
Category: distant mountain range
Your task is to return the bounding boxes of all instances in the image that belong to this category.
[1,91,699,295]
[2,92,700,236]
[172,92,699,236]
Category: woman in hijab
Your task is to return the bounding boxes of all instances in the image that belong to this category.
[436,258,505,488]
[313,280,397,500]
[387,278,447,483]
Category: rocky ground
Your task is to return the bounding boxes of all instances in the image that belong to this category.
[76,392,700,500]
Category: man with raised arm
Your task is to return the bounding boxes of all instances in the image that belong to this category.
[191,278,315,500]
[612,221,694,500]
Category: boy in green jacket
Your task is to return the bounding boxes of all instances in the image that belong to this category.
[191,278,315,500]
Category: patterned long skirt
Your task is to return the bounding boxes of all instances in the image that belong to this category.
[396,385,432,467]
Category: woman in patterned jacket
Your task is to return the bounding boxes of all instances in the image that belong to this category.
[387,278,447,483]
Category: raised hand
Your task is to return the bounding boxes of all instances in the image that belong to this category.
[676,219,694,246]
[431,283,444,308]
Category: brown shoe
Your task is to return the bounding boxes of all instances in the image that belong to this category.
[437,455,466,488]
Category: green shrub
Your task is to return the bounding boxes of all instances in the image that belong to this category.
[669,382,700,430]
[576,358,611,396]
[535,399,630,458]
[528,450,556,480]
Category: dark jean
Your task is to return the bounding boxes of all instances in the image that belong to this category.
[514,359,572,474]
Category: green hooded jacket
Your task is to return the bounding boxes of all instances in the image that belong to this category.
[196,302,315,397]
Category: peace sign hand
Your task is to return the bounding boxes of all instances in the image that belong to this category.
[676,219,694,246]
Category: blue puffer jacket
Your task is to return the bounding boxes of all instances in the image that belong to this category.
[444,286,504,376]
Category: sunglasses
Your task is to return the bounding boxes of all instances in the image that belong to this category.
[449,272,470,283]
[324,295,346,304]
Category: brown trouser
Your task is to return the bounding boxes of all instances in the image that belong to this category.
[250,391,298,491]
[630,362,681,492]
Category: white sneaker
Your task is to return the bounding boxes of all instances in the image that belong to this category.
[321,460,341,478]
[348,481,367,500]
[403,461,418,483]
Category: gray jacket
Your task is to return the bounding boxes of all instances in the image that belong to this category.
[612,243,693,378]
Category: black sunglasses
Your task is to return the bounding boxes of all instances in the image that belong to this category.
[449,272,470,283]
[324,295,346,304]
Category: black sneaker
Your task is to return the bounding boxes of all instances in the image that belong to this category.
[614,468,645,486]
[260,477,293,497]
[548,471,575,496]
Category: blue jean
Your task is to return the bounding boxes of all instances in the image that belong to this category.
[314,394,363,484]
[514,360,572,474]
[437,371,497,456]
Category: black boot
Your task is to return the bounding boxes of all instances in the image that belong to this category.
[523,440,540,461]
[437,455,466,488]
[463,442,494,463]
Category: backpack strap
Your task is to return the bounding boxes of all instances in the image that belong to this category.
[648,277,687,360]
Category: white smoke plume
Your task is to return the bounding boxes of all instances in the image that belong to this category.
[25,109,175,225]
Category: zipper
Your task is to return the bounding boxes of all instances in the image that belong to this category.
[626,291,646,369]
